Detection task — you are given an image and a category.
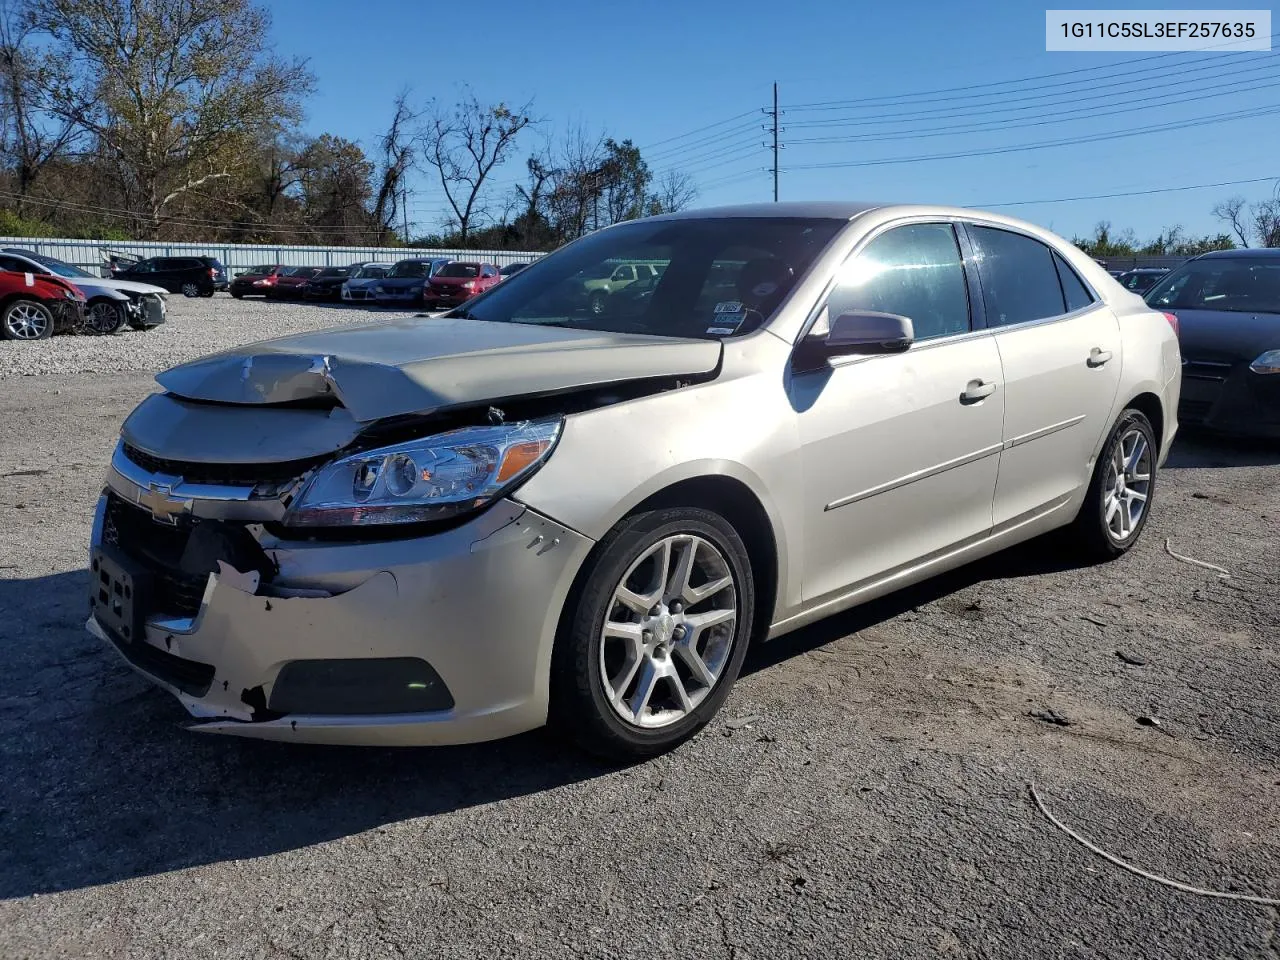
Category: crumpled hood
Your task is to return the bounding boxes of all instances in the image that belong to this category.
[156,315,722,422]
[80,277,168,296]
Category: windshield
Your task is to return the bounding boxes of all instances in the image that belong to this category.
[317,267,350,278]
[354,265,388,279]
[445,217,845,338]
[1145,259,1280,314]
[17,252,92,279]
[438,262,481,278]
[388,261,429,278]
[246,265,276,275]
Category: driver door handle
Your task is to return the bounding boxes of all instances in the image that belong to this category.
[960,379,997,404]
[1088,347,1113,367]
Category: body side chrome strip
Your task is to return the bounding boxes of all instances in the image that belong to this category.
[824,442,1004,512]
[1003,414,1087,450]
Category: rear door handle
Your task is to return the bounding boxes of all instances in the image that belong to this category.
[960,379,997,404]
[1088,347,1114,367]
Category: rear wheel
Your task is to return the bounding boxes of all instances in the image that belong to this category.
[1069,409,1157,560]
[551,507,754,760]
[180,282,200,298]
[84,299,126,335]
[1,299,54,340]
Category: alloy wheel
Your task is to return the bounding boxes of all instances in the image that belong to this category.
[181,282,200,297]
[599,534,738,729]
[1103,427,1152,542]
[5,302,51,339]
[85,301,123,335]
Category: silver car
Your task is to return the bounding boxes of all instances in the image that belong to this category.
[88,202,1182,759]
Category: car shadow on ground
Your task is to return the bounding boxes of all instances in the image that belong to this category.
[0,432,1269,899]
[1163,428,1280,468]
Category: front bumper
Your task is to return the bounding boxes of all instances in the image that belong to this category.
[1179,358,1280,439]
[374,288,422,305]
[87,492,594,745]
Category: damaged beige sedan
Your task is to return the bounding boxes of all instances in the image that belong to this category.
[89,202,1181,758]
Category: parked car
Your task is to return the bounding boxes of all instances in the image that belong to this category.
[574,260,665,316]
[421,261,501,309]
[342,262,393,302]
[499,262,531,280]
[230,265,289,298]
[87,202,1180,759]
[0,268,86,340]
[0,248,167,334]
[1116,268,1169,293]
[115,256,227,297]
[374,257,452,306]
[265,266,322,299]
[1144,248,1280,438]
[302,266,356,301]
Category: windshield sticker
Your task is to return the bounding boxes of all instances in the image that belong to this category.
[706,325,738,335]
[714,300,743,314]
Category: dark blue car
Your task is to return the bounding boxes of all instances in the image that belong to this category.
[374,257,452,307]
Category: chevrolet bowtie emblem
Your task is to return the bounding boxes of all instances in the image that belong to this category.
[137,481,190,524]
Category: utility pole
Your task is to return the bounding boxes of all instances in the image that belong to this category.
[401,183,410,242]
[763,83,781,201]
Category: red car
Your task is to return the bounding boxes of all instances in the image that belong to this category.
[422,261,501,309]
[265,266,322,299]
[0,269,87,341]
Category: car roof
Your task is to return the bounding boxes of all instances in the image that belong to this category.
[646,201,884,222]
[1193,248,1280,260]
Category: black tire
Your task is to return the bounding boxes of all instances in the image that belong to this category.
[0,298,54,340]
[180,282,200,298]
[231,291,244,299]
[1068,409,1158,560]
[588,290,608,317]
[84,299,126,335]
[550,507,755,761]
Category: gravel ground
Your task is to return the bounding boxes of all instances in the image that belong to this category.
[0,294,416,379]
[1,298,1278,959]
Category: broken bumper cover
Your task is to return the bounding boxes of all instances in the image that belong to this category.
[87,495,593,745]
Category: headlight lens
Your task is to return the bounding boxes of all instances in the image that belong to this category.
[1249,349,1280,374]
[286,420,562,527]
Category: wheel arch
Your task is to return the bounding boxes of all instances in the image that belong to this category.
[1121,390,1165,453]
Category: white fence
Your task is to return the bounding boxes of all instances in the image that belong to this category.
[0,236,545,277]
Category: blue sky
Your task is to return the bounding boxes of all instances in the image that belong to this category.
[268,0,1279,244]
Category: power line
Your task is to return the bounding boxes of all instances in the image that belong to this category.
[786,33,1280,111]
[973,175,1280,209]
[785,56,1280,129]
[788,103,1280,170]
[644,119,760,163]
[786,74,1280,146]
[638,110,757,151]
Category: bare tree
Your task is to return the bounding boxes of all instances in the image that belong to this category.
[0,0,80,213]
[1212,196,1251,246]
[370,91,415,243]
[1255,198,1280,248]
[647,169,698,216]
[421,88,534,245]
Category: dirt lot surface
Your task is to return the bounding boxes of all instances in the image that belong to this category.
[1,297,1278,959]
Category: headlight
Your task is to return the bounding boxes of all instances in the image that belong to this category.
[63,288,79,300]
[285,420,562,527]
[1249,349,1280,374]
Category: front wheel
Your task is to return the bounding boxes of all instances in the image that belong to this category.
[180,282,200,298]
[1,299,54,340]
[551,507,755,760]
[84,300,126,335]
[1068,409,1157,560]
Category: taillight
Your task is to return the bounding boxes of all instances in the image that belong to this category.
[208,267,216,278]
[1162,312,1180,337]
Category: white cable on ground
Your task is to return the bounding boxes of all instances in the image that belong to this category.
[1164,538,1231,578]
[1028,783,1280,907]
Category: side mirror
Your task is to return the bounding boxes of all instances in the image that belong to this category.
[794,311,914,371]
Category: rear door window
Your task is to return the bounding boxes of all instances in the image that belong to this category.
[968,226,1067,327]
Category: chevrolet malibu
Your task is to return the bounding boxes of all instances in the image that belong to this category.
[89,203,1182,759]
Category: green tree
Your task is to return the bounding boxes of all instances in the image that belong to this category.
[28,0,313,237]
